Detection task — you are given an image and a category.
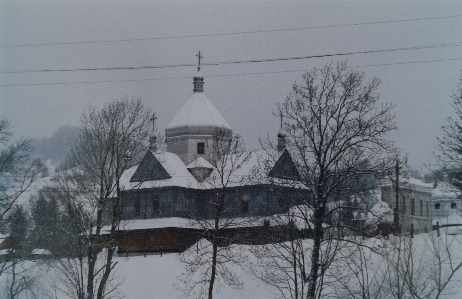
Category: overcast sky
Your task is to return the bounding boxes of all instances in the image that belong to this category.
[1,1,461,171]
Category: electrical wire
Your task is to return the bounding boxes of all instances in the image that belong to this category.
[2,14,461,48]
[1,57,460,87]
[2,41,461,74]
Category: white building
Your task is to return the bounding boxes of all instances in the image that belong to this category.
[381,177,433,234]
[432,183,462,226]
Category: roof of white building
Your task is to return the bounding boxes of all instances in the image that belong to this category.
[166,92,231,130]
[432,182,459,199]
[381,176,433,192]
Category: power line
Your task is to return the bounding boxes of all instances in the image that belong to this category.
[2,41,461,74]
[2,14,461,48]
[1,57,460,87]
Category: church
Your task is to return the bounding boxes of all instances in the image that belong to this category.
[111,64,303,254]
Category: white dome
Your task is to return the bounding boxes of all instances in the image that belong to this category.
[166,92,231,130]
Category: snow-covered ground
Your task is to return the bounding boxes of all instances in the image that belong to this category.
[2,231,462,299]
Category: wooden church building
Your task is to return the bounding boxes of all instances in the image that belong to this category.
[112,68,303,254]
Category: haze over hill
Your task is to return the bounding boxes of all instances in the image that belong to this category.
[31,125,79,168]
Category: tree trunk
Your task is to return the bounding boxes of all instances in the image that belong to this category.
[290,225,299,299]
[307,183,325,299]
[208,236,218,299]
[208,194,224,299]
[307,209,323,299]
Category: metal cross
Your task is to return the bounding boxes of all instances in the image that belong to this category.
[196,51,203,71]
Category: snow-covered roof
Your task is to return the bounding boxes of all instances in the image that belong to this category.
[381,177,433,191]
[120,151,200,189]
[432,183,459,199]
[102,216,270,232]
[119,148,304,191]
[166,92,231,130]
[405,177,434,189]
[367,200,393,224]
[187,156,214,169]
[31,248,52,255]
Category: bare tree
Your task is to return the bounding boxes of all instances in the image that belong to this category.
[0,118,45,226]
[178,132,252,299]
[275,62,397,299]
[436,70,462,190]
[54,98,155,299]
[0,118,45,292]
[382,232,462,299]
[330,230,462,299]
[329,237,389,299]
[249,204,310,299]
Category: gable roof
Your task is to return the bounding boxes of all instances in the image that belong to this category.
[268,149,299,179]
[130,150,171,182]
[120,149,302,191]
[166,92,231,130]
[120,151,200,189]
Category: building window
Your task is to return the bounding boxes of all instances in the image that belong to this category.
[241,194,250,214]
[197,142,205,155]
[411,198,415,216]
[451,202,457,209]
[435,203,441,209]
[133,198,140,217]
[152,196,160,215]
[426,201,429,218]
[420,200,423,217]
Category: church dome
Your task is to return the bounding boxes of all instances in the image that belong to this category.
[166,92,231,130]
[164,65,232,166]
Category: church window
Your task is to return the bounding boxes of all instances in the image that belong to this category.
[451,202,457,209]
[133,198,140,217]
[152,196,160,214]
[435,203,440,209]
[197,142,205,155]
[241,194,250,214]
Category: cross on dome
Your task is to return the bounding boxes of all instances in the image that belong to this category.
[196,50,203,72]
[193,51,204,92]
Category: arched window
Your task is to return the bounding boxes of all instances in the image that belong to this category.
[435,203,441,209]
[420,200,423,217]
[133,198,140,217]
[451,202,457,209]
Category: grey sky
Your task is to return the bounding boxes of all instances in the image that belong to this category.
[1,1,461,171]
